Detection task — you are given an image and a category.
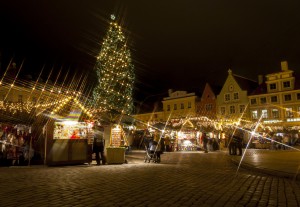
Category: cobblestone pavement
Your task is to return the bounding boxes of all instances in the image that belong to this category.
[1,151,300,207]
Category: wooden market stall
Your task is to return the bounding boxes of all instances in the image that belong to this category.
[45,119,93,166]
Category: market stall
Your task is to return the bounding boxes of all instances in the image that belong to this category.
[45,120,93,165]
[106,124,127,164]
[0,123,33,166]
[176,130,199,151]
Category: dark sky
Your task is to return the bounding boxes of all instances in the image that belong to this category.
[1,0,300,104]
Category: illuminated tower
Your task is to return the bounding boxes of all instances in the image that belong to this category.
[92,15,134,115]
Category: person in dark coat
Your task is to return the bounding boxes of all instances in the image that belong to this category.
[201,133,208,153]
[228,132,236,155]
[93,126,105,165]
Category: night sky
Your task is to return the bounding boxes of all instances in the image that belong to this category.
[1,0,300,104]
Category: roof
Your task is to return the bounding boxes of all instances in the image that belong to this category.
[233,74,258,94]
[249,82,267,96]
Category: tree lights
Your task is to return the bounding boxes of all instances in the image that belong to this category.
[92,15,135,115]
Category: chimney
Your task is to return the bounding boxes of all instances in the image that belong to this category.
[168,89,173,96]
[258,75,264,85]
[281,61,288,71]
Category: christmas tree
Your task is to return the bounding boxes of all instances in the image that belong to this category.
[92,15,134,115]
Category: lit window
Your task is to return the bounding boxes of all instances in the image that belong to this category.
[286,108,293,118]
[272,109,279,118]
[252,110,258,119]
[261,109,268,118]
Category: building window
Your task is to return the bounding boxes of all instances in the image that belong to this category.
[286,108,293,118]
[297,93,300,100]
[298,106,300,116]
[233,93,239,100]
[225,94,230,101]
[283,81,291,88]
[270,83,276,90]
[271,96,278,103]
[250,98,257,105]
[174,104,177,110]
[229,105,235,114]
[251,110,258,119]
[220,107,225,115]
[239,105,245,113]
[260,97,267,104]
[167,105,170,111]
[18,95,23,102]
[284,94,292,101]
[205,104,212,111]
[154,114,158,118]
[272,109,279,118]
[261,109,268,118]
[188,102,191,108]
[181,103,184,109]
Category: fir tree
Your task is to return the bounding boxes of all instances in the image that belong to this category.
[93,15,134,115]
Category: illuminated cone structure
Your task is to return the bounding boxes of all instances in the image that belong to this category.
[93,15,134,114]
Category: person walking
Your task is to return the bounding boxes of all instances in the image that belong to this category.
[93,126,105,165]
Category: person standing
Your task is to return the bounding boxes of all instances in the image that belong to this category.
[201,132,208,153]
[164,134,170,152]
[93,126,105,165]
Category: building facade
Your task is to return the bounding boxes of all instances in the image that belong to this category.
[248,61,300,128]
[197,83,218,120]
[216,69,257,124]
[162,89,198,121]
